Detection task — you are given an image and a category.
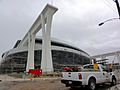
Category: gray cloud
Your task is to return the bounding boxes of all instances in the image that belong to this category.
[0,0,120,57]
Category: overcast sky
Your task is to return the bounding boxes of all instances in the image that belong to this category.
[0,0,120,58]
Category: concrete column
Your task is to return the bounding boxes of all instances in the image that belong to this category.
[25,4,58,73]
[41,14,47,72]
[41,10,54,73]
[26,33,35,72]
[45,12,53,72]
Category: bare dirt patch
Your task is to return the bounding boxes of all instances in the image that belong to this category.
[9,79,68,90]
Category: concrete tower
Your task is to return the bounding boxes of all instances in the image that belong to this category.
[17,4,58,73]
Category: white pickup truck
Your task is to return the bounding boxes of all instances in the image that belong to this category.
[61,64,118,90]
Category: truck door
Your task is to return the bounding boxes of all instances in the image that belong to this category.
[100,65,110,82]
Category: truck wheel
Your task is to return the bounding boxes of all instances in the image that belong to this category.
[111,77,116,86]
[88,79,96,90]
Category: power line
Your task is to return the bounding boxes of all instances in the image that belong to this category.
[103,0,117,12]
[103,0,117,13]
[106,0,116,9]
[106,0,119,12]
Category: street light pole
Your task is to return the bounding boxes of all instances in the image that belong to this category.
[99,0,120,26]
[114,0,120,18]
[99,18,120,26]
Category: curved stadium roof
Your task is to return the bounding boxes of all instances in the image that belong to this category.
[2,37,90,59]
[35,37,89,56]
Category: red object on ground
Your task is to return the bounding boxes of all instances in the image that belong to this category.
[64,67,72,71]
[28,69,42,75]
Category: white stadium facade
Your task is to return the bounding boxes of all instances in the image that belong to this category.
[0,37,91,73]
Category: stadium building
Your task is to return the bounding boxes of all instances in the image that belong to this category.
[0,4,91,73]
[0,37,91,73]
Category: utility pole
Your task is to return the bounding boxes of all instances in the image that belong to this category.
[99,0,120,26]
[114,0,120,18]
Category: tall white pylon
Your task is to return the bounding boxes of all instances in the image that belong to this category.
[22,4,58,72]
